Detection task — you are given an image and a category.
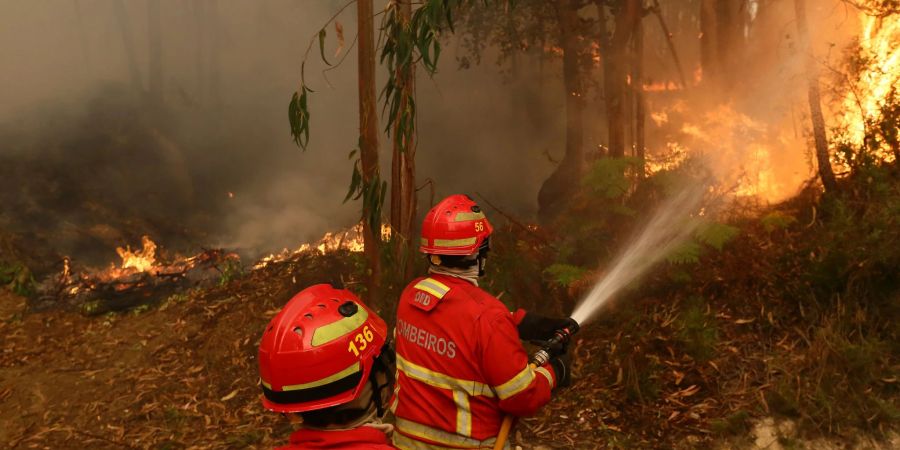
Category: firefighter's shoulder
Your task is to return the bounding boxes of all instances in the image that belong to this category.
[404,275,455,312]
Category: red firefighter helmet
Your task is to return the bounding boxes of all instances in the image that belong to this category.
[420,194,493,256]
[258,284,388,413]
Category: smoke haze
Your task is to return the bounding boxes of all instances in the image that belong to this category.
[0,0,862,271]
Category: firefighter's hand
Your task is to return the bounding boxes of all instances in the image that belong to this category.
[517,312,576,342]
[549,356,571,390]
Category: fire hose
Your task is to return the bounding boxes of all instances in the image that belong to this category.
[493,319,580,450]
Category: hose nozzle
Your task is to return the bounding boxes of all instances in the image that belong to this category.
[530,318,580,367]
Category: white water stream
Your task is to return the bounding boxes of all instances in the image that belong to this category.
[570,184,708,325]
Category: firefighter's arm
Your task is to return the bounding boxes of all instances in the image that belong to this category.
[479,311,558,417]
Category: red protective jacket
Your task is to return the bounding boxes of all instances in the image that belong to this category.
[391,274,558,449]
[276,426,395,450]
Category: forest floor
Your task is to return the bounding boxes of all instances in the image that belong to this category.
[0,240,897,449]
[2,166,899,449]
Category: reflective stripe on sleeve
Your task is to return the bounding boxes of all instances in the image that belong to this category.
[414,277,451,299]
[492,365,536,400]
[396,354,494,397]
[453,390,472,437]
[394,418,502,449]
[535,366,555,389]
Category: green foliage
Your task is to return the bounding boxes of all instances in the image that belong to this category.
[666,241,700,265]
[760,211,797,233]
[218,259,243,286]
[695,222,739,250]
[318,28,331,66]
[544,263,587,288]
[288,85,312,150]
[582,157,641,199]
[676,297,718,362]
[0,262,35,297]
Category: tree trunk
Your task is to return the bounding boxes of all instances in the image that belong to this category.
[596,0,614,152]
[390,0,417,280]
[112,0,143,93]
[714,0,744,90]
[358,0,382,300]
[634,18,646,177]
[794,0,837,192]
[607,0,641,158]
[538,0,585,223]
[147,0,163,106]
[699,0,717,83]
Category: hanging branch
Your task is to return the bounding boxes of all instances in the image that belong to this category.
[288,0,358,150]
[650,0,688,88]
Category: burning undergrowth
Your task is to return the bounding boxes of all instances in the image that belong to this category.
[0,87,216,275]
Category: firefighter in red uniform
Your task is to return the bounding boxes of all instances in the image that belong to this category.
[392,194,574,450]
[258,284,396,450]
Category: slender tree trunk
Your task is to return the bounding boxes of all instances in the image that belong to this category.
[112,0,143,93]
[607,0,641,158]
[699,0,717,83]
[634,18,646,177]
[794,0,837,192]
[714,0,745,90]
[538,0,585,223]
[390,0,417,280]
[147,0,163,106]
[559,0,584,173]
[596,0,614,153]
[358,0,382,300]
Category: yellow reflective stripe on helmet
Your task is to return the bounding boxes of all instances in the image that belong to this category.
[281,361,360,391]
[453,211,486,222]
[395,418,500,449]
[396,354,494,397]
[420,237,428,246]
[535,366,555,389]
[414,277,451,299]
[493,366,536,400]
[453,390,472,437]
[259,378,272,390]
[433,237,477,248]
[310,305,369,346]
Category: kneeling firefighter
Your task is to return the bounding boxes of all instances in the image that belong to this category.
[392,194,575,449]
[258,284,396,450]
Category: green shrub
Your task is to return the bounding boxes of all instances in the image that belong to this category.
[676,297,718,362]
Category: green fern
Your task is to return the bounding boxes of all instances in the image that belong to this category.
[760,211,797,233]
[696,222,740,250]
[544,263,588,288]
[582,157,640,199]
[666,241,701,265]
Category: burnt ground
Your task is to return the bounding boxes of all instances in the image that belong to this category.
[1,240,897,449]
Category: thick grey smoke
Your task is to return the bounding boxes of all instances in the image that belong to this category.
[0,0,859,272]
[0,1,566,268]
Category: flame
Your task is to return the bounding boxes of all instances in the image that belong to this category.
[253,224,392,269]
[837,11,900,162]
[115,236,157,272]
